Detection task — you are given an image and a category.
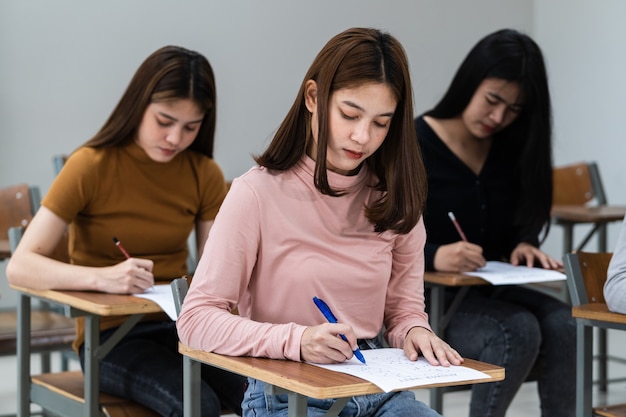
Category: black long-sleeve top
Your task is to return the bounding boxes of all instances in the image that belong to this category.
[415,116,538,271]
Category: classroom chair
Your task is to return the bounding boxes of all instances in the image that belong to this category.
[564,251,626,417]
[0,184,75,378]
[552,161,626,254]
[0,183,40,261]
[552,161,626,390]
[8,227,162,417]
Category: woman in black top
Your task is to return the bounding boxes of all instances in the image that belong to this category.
[415,29,575,417]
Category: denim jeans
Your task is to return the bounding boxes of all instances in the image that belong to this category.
[242,378,441,417]
[437,285,576,417]
[79,321,246,417]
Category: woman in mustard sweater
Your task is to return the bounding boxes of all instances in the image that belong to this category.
[7,46,245,417]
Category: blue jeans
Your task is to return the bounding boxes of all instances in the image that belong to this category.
[79,321,246,417]
[242,378,441,417]
[438,285,576,417]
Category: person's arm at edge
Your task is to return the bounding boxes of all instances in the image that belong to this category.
[606,217,626,314]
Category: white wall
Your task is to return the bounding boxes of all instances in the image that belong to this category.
[0,0,533,307]
[534,0,626,259]
[18,1,626,307]
[0,0,531,185]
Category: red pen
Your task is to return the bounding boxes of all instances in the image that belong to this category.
[112,236,131,259]
[447,212,468,242]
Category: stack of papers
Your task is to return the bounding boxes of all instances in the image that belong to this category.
[463,261,566,285]
[309,348,490,392]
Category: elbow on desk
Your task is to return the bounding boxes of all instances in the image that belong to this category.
[5,253,65,291]
[5,255,31,288]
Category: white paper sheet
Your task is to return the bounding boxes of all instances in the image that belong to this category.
[309,348,490,393]
[133,284,177,321]
[463,261,566,285]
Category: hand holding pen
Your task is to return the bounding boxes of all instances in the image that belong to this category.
[435,212,485,272]
[312,296,366,364]
[110,236,154,293]
[447,212,468,242]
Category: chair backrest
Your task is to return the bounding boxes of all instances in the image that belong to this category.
[53,154,69,176]
[171,277,189,318]
[0,184,41,241]
[564,251,613,306]
[553,161,607,206]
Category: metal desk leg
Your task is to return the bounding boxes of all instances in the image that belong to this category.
[576,322,592,417]
[266,383,349,417]
[183,355,201,417]
[429,286,445,413]
[287,393,308,417]
[17,293,31,417]
[562,224,573,257]
[83,315,101,417]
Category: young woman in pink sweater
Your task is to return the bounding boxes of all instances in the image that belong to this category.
[177,28,461,417]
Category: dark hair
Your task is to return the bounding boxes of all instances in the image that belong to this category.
[255,27,426,234]
[82,45,217,158]
[427,28,553,242]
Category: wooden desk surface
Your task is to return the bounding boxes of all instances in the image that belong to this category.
[424,271,488,287]
[572,303,626,325]
[10,284,162,316]
[179,344,504,399]
[551,205,626,223]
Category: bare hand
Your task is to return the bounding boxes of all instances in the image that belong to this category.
[510,242,563,270]
[403,327,463,366]
[301,323,358,363]
[96,258,155,294]
[433,241,486,272]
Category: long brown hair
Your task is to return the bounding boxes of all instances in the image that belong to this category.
[255,28,427,234]
[83,45,217,158]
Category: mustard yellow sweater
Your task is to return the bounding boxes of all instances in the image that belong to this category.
[43,141,227,350]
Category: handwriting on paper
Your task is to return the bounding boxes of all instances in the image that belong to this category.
[309,348,490,392]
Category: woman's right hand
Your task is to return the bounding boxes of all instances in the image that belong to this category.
[300,323,358,364]
[433,241,486,272]
[96,258,155,294]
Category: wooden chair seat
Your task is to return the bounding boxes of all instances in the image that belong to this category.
[594,403,626,417]
[572,302,626,323]
[0,309,75,354]
[33,371,161,417]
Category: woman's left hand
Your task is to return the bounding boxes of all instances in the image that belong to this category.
[510,242,563,270]
[403,327,463,367]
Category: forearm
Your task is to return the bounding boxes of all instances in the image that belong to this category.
[177,302,306,361]
[7,250,100,291]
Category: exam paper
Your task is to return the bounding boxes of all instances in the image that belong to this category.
[133,284,178,321]
[463,261,566,285]
[309,348,490,393]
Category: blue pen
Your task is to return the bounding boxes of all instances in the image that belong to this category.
[312,296,367,365]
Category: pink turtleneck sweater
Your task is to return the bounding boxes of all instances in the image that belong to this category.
[176,156,430,361]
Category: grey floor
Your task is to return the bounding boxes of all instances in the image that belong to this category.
[1,329,625,416]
